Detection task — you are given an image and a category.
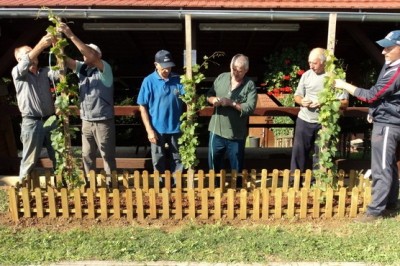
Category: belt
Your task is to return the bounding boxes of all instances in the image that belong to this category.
[24,115,53,121]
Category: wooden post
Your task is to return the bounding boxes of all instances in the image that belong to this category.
[327,13,337,54]
[184,14,196,188]
[185,14,192,79]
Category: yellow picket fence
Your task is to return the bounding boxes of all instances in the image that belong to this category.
[7,169,372,221]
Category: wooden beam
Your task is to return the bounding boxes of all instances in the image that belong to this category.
[185,14,193,78]
[3,104,368,119]
[327,13,337,53]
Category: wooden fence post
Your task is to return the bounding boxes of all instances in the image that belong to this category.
[113,189,121,219]
[126,189,134,221]
[48,187,57,218]
[21,187,31,218]
[175,189,183,220]
[162,188,170,220]
[201,189,208,220]
[34,188,44,218]
[214,188,222,220]
[8,187,19,222]
[74,188,82,218]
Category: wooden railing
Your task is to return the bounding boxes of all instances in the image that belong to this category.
[3,104,369,125]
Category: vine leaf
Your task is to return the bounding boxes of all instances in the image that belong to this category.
[313,50,346,191]
[178,51,225,170]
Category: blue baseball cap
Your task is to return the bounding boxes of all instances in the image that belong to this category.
[155,50,175,68]
[376,30,400,48]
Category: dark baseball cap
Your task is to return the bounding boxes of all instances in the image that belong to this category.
[376,30,400,48]
[155,50,175,68]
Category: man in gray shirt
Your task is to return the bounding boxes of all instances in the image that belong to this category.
[290,48,348,181]
[57,22,116,182]
[11,33,58,184]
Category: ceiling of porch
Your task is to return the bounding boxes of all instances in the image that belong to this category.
[0,16,398,101]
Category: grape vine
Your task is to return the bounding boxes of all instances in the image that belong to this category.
[179,52,225,170]
[44,10,83,188]
[313,50,346,190]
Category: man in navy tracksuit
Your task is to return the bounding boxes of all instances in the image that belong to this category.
[335,30,400,222]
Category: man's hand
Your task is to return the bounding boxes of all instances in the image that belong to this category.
[38,33,56,49]
[57,22,74,39]
[219,97,235,107]
[309,100,320,108]
[334,79,347,90]
[334,79,357,95]
[147,129,158,144]
[212,97,222,107]
[301,96,313,107]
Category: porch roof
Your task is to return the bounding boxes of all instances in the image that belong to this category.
[0,0,399,10]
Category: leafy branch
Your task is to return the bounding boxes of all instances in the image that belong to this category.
[44,10,83,188]
[313,50,346,190]
[179,52,225,170]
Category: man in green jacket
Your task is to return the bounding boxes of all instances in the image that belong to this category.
[207,54,258,185]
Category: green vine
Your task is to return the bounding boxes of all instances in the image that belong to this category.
[313,50,346,190]
[179,52,225,169]
[44,10,83,188]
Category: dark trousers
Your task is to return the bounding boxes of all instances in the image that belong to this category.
[208,132,245,172]
[290,117,321,173]
[368,123,400,216]
[151,132,183,174]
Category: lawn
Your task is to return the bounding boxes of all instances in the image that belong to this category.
[1,188,399,266]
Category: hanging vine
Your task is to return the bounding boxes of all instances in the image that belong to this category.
[179,52,225,170]
[42,10,82,188]
[313,50,346,190]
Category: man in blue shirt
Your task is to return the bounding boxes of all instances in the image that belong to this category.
[137,50,185,177]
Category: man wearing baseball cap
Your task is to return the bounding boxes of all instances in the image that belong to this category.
[335,30,400,222]
[57,22,116,184]
[137,50,184,184]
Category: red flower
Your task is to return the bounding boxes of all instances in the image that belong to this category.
[297,69,305,76]
[283,75,290,81]
[50,87,55,93]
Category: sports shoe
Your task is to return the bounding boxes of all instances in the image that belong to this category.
[354,213,381,223]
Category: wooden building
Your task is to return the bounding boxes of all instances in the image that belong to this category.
[0,0,398,173]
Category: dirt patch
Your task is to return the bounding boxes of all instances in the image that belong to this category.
[0,210,356,233]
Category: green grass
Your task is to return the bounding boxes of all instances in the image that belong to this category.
[1,189,400,265]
